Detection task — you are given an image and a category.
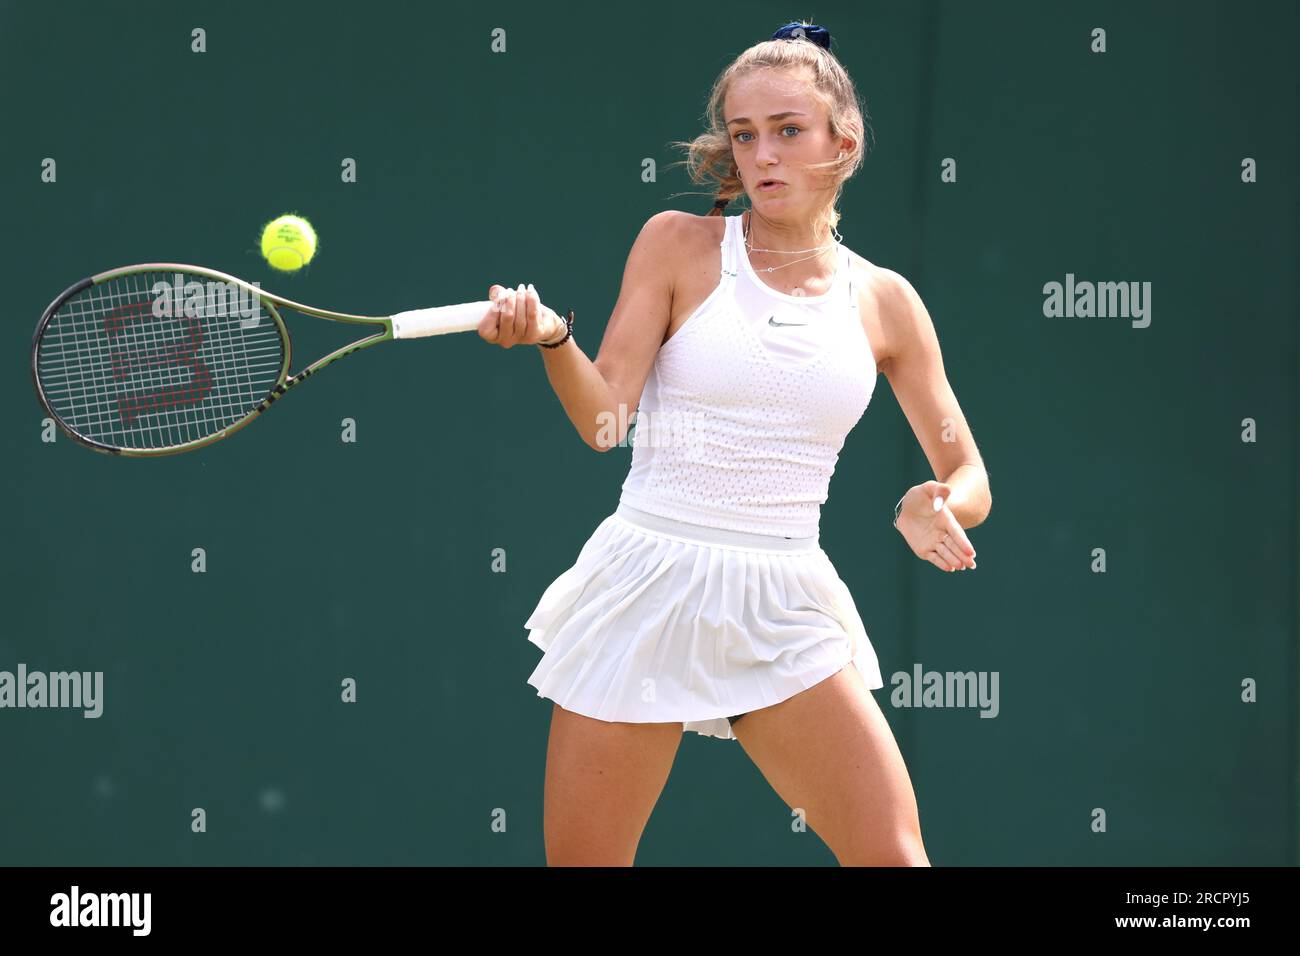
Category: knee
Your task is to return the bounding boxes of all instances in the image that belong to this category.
[544,837,637,867]
[891,832,931,867]
[546,850,635,867]
[544,824,640,867]
[837,830,930,867]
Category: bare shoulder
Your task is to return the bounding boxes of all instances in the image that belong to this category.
[660,208,725,258]
[627,210,716,285]
[639,208,718,253]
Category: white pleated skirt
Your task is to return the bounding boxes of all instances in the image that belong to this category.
[523,502,884,741]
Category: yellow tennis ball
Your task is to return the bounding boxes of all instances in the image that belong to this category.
[260,214,318,272]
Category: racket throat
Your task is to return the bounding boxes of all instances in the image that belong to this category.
[259,369,315,410]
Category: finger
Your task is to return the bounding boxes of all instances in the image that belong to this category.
[525,282,539,341]
[529,285,560,340]
[939,532,973,569]
[499,287,519,347]
[932,539,955,571]
[935,539,964,571]
[479,312,499,342]
[925,550,950,573]
[941,510,976,557]
[511,282,528,344]
[490,289,507,346]
[498,283,518,346]
[509,282,525,343]
[529,284,553,342]
[479,290,502,342]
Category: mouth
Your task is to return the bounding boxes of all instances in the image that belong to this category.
[758,179,786,190]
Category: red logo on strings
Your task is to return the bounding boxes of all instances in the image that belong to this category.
[104,301,213,425]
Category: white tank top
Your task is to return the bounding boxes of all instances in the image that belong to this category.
[618,213,879,538]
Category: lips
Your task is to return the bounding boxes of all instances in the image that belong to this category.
[759,179,786,190]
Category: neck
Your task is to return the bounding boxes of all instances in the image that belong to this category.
[743,210,834,253]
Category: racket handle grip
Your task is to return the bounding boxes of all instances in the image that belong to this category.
[390,301,493,338]
[391,300,568,342]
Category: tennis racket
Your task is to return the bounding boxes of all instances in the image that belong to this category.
[31,263,568,457]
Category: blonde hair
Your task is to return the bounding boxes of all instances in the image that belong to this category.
[667,24,874,238]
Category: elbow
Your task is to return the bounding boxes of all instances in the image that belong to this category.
[956,481,992,529]
[586,429,620,453]
[586,404,632,452]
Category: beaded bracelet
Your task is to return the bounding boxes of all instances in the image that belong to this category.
[539,309,575,349]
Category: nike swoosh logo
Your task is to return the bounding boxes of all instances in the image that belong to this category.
[768,316,808,327]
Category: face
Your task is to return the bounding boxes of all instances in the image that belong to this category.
[724,68,848,213]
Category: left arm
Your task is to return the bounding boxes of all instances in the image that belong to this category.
[876,269,992,530]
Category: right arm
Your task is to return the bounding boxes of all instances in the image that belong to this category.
[483,210,683,451]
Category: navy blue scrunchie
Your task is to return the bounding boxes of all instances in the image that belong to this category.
[770,21,831,49]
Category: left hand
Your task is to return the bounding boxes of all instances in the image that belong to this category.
[895,480,977,572]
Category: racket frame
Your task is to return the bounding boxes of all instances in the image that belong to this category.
[32,263,397,457]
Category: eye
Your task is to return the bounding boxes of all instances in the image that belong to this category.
[734,127,800,143]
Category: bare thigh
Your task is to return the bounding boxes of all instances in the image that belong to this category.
[543,703,684,866]
[732,665,930,866]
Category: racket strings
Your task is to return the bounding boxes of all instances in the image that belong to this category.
[35,271,286,450]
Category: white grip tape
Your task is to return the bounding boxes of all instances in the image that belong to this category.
[390,301,492,339]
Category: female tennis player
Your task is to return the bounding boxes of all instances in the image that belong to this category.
[479,21,991,866]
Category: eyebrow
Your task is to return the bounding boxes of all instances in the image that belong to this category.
[725,111,807,127]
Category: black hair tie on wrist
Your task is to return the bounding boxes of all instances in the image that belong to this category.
[770,21,832,49]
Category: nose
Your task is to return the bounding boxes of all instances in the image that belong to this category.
[745,131,780,167]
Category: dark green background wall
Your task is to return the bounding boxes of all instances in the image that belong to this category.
[0,0,1294,865]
